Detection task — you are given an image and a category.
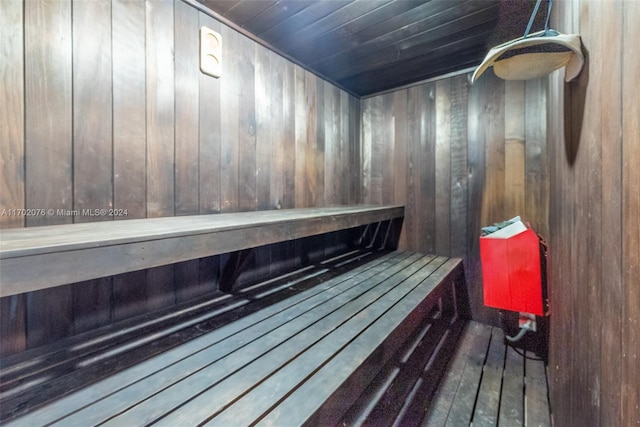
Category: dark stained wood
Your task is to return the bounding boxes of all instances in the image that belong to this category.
[145,0,175,218]
[23,0,74,349]
[622,1,640,425]
[113,0,146,219]
[525,352,551,426]
[71,0,114,335]
[419,83,437,254]
[405,86,420,251]
[545,1,640,426]
[435,79,451,256]
[599,3,623,426]
[499,345,524,426]
[198,12,222,214]
[220,25,240,213]
[0,0,26,355]
[449,75,469,259]
[0,206,404,296]
[393,90,408,249]
[238,34,257,213]
[472,327,505,426]
[145,0,176,311]
[504,80,525,219]
[0,0,24,229]
[255,46,272,210]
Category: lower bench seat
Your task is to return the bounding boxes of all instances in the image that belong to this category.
[1,251,464,426]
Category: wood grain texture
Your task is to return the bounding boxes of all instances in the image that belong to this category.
[622,0,640,424]
[145,0,175,218]
[435,79,451,256]
[504,80,525,219]
[237,34,257,212]
[0,0,24,229]
[448,75,468,259]
[23,0,74,349]
[545,1,640,425]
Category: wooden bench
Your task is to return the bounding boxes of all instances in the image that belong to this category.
[0,205,468,425]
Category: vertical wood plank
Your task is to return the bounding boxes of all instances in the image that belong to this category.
[622,0,640,424]
[393,90,408,250]
[112,0,148,321]
[0,0,24,229]
[481,72,505,228]
[146,0,175,219]
[351,95,361,205]
[71,0,113,334]
[419,83,436,254]
[435,79,451,256]
[466,72,487,322]
[175,0,200,216]
[113,0,146,219]
[449,74,469,258]
[198,14,221,214]
[381,92,395,205]
[255,46,272,210]
[282,58,296,209]
[525,78,549,238]
[504,80,525,219]
[174,0,201,303]
[24,0,74,348]
[324,83,340,205]
[145,0,175,309]
[405,86,421,252]
[220,25,239,213]
[599,2,623,426]
[294,65,308,208]
[360,97,372,205]
[237,35,257,213]
[0,0,26,356]
[314,77,325,206]
[339,91,350,204]
[25,0,72,226]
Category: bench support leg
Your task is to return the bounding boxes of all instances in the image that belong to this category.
[219,249,253,292]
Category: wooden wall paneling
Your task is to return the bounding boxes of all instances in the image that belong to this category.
[449,74,469,258]
[324,83,340,206]
[622,0,640,423]
[381,92,395,206]
[235,34,258,285]
[339,91,350,204]
[367,96,383,205]
[360,97,372,205]
[504,80,525,220]
[197,12,222,295]
[583,2,604,423]
[525,79,549,238]
[0,0,26,356]
[71,0,114,334]
[145,0,176,310]
[198,13,221,215]
[351,96,361,205]
[281,58,298,272]
[282,58,296,209]
[599,1,623,425]
[435,79,452,256]
[173,0,202,303]
[303,70,319,207]
[405,86,421,251]
[253,46,273,280]
[480,73,505,230]
[294,65,309,208]
[112,0,148,321]
[393,90,408,249]
[466,73,487,322]
[219,25,239,213]
[0,0,24,229]
[237,34,257,213]
[419,83,436,254]
[24,0,74,348]
[314,77,326,207]
[256,47,273,210]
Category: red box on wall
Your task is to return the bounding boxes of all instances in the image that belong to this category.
[480,223,544,316]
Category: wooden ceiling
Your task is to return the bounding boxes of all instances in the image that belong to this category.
[197,0,544,97]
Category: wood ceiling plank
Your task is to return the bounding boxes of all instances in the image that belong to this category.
[317,3,499,80]
[225,0,278,26]
[259,0,352,45]
[245,1,312,36]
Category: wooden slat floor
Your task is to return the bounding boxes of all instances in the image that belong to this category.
[424,321,552,427]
